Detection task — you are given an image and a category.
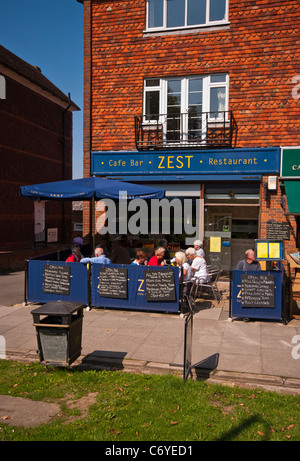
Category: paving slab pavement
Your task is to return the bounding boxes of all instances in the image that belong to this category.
[0,271,25,306]
[0,298,300,395]
[0,273,300,394]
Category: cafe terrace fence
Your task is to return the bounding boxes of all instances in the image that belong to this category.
[25,255,180,313]
[25,260,89,305]
[230,270,285,322]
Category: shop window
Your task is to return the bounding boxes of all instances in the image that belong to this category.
[146,0,228,31]
[204,184,260,204]
[231,219,258,239]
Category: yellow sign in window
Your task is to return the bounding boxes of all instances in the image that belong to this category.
[269,242,280,259]
[256,242,268,259]
[255,239,283,260]
[210,237,221,253]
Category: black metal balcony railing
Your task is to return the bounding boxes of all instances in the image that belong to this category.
[135,111,237,151]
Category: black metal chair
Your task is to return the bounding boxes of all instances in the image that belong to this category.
[192,269,222,303]
[181,280,196,313]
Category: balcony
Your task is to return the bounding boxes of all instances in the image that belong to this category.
[135,111,237,151]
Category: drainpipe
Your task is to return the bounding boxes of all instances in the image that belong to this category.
[62,92,72,244]
[89,0,93,249]
[63,92,72,180]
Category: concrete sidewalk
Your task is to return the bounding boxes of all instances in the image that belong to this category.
[0,278,300,394]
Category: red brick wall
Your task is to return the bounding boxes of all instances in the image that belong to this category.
[0,75,73,249]
[82,0,300,164]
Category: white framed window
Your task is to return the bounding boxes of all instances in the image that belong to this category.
[146,0,228,32]
[143,73,229,141]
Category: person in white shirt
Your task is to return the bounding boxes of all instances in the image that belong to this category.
[186,247,210,283]
[193,240,205,258]
[174,251,192,282]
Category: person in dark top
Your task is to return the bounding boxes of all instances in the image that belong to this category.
[159,239,171,260]
[110,239,131,264]
[236,249,261,271]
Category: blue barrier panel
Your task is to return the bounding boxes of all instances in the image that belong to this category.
[27,260,89,304]
[231,270,283,321]
[91,264,180,313]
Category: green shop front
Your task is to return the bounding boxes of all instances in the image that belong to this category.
[281,146,300,303]
[91,147,281,271]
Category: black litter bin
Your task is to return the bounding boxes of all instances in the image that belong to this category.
[31,301,84,367]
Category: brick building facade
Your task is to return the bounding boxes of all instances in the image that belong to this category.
[79,0,300,271]
[0,45,79,255]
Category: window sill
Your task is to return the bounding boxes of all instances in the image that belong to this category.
[143,22,230,37]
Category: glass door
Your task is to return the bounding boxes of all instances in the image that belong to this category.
[204,213,232,270]
[166,79,181,142]
[187,77,204,142]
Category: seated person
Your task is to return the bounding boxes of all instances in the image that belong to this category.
[148,247,166,266]
[236,249,261,271]
[131,250,148,265]
[66,245,82,262]
[110,239,131,264]
[185,247,210,283]
[80,246,111,264]
[159,239,171,260]
[193,239,205,258]
[73,235,83,247]
[174,251,192,282]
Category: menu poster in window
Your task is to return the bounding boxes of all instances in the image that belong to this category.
[255,239,284,260]
[98,267,128,299]
[266,221,290,240]
[145,270,176,302]
[43,264,71,295]
[241,274,275,308]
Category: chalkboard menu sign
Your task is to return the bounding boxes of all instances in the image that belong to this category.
[43,264,71,295]
[241,274,275,308]
[145,270,176,302]
[267,221,290,240]
[98,267,128,299]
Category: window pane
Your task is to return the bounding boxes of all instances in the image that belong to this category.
[146,91,160,119]
[188,79,203,109]
[189,93,202,106]
[211,74,226,83]
[210,87,226,113]
[148,0,163,28]
[209,0,226,22]
[188,78,203,139]
[167,79,181,141]
[167,80,181,107]
[187,0,206,26]
[146,79,160,87]
[168,79,181,94]
[189,78,203,93]
[167,0,185,28]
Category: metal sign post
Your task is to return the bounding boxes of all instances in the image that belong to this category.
[183,311,193,382]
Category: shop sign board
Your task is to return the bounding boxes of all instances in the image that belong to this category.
[91,148,280,176]
[280,147,300,178]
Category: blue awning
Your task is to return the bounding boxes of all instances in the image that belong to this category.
[20,177,165,200]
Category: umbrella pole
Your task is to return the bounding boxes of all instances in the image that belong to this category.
[89,196,95,251]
